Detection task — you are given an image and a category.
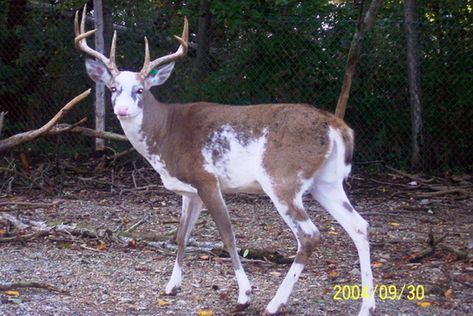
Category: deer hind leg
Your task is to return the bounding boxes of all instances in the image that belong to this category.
[197,181,252,310]
[260,183,321,315]
[310,182,375,316]
[165,195,203,295]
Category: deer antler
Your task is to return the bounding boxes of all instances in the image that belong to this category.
[74,4,119,77]
[139,17,189,78]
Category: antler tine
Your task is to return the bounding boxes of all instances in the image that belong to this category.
[109,30,117,66]
[141,36,151,77]
[74,4,119,77]
[140,17,189,78]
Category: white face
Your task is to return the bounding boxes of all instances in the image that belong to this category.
[110,72,145,119]
[85,59,175,120]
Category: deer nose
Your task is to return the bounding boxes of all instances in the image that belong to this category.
[115,106,128,117]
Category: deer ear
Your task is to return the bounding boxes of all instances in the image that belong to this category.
[85,59,113,86]
[145,62,175,88]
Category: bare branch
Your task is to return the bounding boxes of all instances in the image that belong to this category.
[48,124,128,142]
[335,0,384,119]
[0,89,91,152]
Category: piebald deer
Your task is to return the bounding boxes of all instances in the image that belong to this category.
[74,6,375,315]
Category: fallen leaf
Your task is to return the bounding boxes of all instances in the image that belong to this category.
[243,249,250,258]
[219,292,229,300]
[196,310,213,316]
[0,228,6,236]
[328,231,338,235]
[416,301,431,308]
[389,222,400,227]
[270,271,282,277]
[128,239,137,249]
[444,287,453,300]
[328,270,338,278]
[157,299,170,307]
[199,255,209,260]
[5,290,20,297]
[372,261,384,268]
[96,243,108,251]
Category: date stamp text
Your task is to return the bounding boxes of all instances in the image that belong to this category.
[332,284,425,301]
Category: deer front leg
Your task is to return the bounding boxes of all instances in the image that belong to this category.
[165,195,203,295]
[197,182,252,312]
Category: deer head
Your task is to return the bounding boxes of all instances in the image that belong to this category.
[74,5,188,119]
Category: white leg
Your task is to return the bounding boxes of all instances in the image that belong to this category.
[311,183,375,316]
[165,195,203,295]
[266,262,304,314]
[235,268,252,305]
[260,184,320,315]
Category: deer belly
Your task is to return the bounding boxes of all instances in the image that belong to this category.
[219,172,263,194]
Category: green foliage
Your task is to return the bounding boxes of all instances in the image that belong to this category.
[0,0,471,171]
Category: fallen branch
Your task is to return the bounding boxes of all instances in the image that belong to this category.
[0,167,52,193]
[211,247,294,264]
[124,216,149,234]
[0,214,293,264]
[415,188,472,198]
[0,281,69,294]
[0,200,61,209]
[107,147,135,162]
[438,244,473,261]
[48,124,128,142]
[0,89,91,152]
[408,231,448,263]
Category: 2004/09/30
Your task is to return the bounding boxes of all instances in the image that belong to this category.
[333,284,425,301]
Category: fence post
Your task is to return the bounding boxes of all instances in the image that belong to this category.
[93,0,106,152]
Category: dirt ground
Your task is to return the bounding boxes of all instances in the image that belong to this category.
[0,161,472,316]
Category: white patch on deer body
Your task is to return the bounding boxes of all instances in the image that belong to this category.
[265,262,305,314]
[202,125,268,194]
[165,259,182,294]
[315,127,351,184]
[235,268,251,304]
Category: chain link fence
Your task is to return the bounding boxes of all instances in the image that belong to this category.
[1,1,472,172]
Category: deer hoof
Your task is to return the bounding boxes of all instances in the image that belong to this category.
[225,302,250,315]
[163,287,180,296]
[261,304,288,316]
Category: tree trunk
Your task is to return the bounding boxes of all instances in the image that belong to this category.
[404,0,423,171]
[93,0,106,152]
[195,0,212,78]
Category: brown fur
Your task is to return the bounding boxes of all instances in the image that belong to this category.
[139,92,353,192]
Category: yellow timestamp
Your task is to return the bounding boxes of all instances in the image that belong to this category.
[332,284,425,301]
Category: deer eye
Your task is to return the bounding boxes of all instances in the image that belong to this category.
[111,87,117,93]
[136,88,144,94]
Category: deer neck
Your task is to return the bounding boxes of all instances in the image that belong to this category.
[118,91,172,160]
